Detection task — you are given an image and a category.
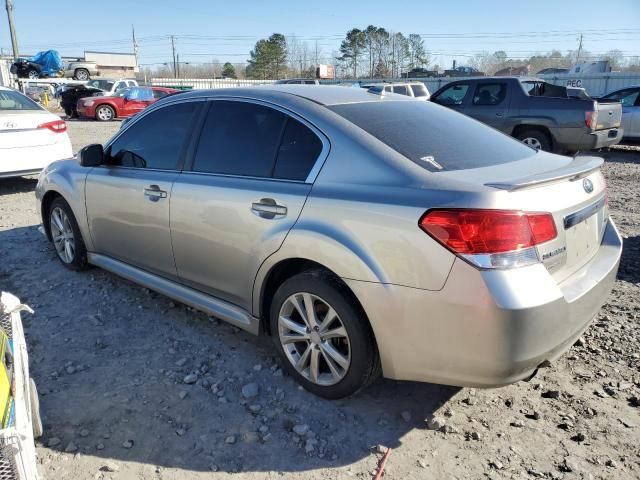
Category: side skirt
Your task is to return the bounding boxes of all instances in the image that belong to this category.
[87,253,260,335]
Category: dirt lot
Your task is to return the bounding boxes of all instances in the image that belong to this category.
[0,121,639,480]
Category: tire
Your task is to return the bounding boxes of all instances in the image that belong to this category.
[29,378,43,438]
[515,128,552,152]
[95,104,115,121]
[270,270,380,399]
[64,108,73,117]
[27,68,39,80]
[74,68,90,80]
[48,197,89,271]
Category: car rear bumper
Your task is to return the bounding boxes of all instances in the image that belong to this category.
[554,127,623,151]
[345,217,622,387]
[0,139,73,177]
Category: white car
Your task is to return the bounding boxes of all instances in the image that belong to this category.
[0,87,72,178]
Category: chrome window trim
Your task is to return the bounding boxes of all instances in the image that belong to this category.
[105,94,331,184]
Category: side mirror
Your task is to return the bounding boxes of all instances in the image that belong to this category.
[78,144,104,167]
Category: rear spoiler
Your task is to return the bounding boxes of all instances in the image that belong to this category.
[485,156,603,191]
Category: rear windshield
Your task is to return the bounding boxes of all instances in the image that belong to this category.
[328,101,533,172]
[0,89,42,111]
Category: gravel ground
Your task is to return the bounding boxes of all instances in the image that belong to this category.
[0,121,639,480]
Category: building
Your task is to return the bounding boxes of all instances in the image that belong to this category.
[84,51,138,77]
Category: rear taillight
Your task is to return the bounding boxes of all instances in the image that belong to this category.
[37,120,67,133]
[585,110,598,130]
[419,209,557,269]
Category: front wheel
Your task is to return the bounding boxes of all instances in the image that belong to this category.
[48,197,89,270]
[95,104,115,121]
[270,270,380,399]
[27,68,39,79]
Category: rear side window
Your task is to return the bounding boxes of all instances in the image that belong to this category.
[604,89,640,107]
[108,102,198,170]
[432,83,469,105]
[193,101,287,177]
[329,101,533,172]
[273,118,323,181]
[472,83,507,105]
[410,84,428,97]
[393,85,409,96]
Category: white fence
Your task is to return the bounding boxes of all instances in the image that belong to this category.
[151,78,275,89]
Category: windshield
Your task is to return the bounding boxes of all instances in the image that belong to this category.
[87,79,115,91]
[0,89,42,111]
[329,101,533,172]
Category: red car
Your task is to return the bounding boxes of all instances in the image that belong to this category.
[76,86,179,121]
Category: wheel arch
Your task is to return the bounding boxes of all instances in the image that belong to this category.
[41,190,64,240]
[511,124,555,150]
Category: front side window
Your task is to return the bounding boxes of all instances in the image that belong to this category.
[0,89,42,111]
[432,83,469,105]
[472,83,507,106]
[115,81,127,91]
[107,102,198,170]
[604,89,640,107]
[193,101,287,177]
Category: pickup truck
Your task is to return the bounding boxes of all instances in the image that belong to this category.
[63,61,99,80]
[431,77,623,153]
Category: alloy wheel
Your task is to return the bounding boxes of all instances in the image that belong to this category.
[278,292,351,386]
[50,207,75,264]
[522,137,542,150]
[97,106,113,121]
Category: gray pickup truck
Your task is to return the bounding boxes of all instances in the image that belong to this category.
[431,77,623,153]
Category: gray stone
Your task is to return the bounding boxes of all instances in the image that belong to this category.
[426,416,446,431]
[64,442,78,453]
[400,410,412,422]
[183,373,198,384]
[122,440,134,449]
[48,437,61,448]
[100,463,119,473]
[293,424,309,436]
[242,383,259,398]
[225,435,236,444]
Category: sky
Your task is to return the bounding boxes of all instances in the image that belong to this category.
[2,0,640,69]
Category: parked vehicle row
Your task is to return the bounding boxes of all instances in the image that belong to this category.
[58,79,140,117]
[76,86,179,121]
[35,85,621,399]
[10,50,99,80]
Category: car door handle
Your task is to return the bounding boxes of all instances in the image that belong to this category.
[251,198,287,219]
[144,185,167,202]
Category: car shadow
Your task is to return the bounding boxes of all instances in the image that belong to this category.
[1,224,459,474]
[618,234,640,284]
[600,146,640,165]
[0,177,38,195]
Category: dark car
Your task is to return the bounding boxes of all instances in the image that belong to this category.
[405,67,439,78]
[274,78,320,85]
[59,85,104,117]
[10,59,42,79]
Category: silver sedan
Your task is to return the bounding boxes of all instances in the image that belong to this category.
[35,86,622,398]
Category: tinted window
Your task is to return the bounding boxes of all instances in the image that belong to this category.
[410,84,428,97]
[0,89,42,111]
[472,83,507,105]
[432,83,469,105]
[393,85,409,96]
[108,102,197,169]
[604,89,640,107]
[152,89,169,99]
[115,81,127,91]
[193,101,287,177]
[273,118,323,181]
[384,86,392,93]
[329,101,533,172]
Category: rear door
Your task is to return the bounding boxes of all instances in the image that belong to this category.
[466,81,510,131]
[170,99,326,310]
[85,101,202,279]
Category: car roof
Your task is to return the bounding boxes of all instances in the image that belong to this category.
[171,85,417,106]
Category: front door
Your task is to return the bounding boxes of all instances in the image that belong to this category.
[120,87,155,118]
[85,101,201,279]
[431,82,471,114]
[170,100,326,310]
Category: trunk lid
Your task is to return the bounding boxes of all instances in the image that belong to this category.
[436,152,608,283]
[0,111,59,149]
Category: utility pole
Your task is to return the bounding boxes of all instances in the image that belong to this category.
[170,35,177,78]
[5,0,19,59]
[576,33,583,65]
[132,25,139,65]
[176,54,180,79]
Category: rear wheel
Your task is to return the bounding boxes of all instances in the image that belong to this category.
[515,128,552,152]
[48,197,89,270]
[95,104,115,121]
[74,68,90,80]
[270,270,379,399]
